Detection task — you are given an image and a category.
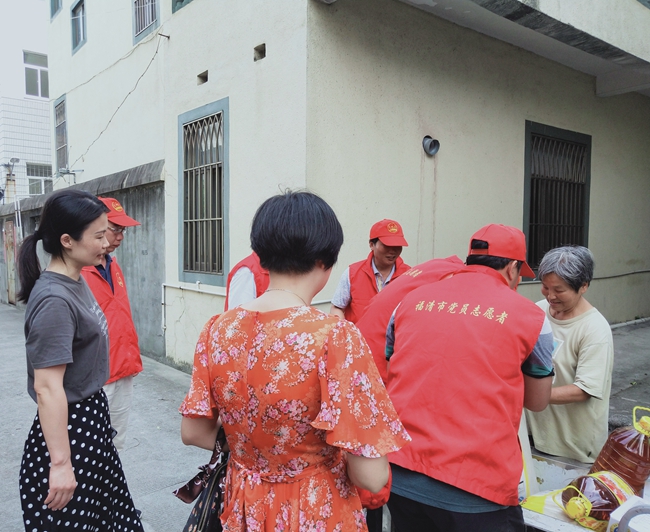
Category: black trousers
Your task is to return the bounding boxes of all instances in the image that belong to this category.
[366,507,383,532]
[388,493,526,532]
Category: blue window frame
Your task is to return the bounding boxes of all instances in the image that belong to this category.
[172,0,196,13]
[71,0,87,53]
[133,0,160,44]
[178,98,230,286]
[51,0,62,18]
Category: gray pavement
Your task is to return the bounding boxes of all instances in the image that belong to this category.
[1,302,649,531]
[608,320,650,429]
[0,303,207,532]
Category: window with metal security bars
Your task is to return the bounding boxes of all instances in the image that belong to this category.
[182,113,224,275]
[134,0,156,36]
[55,100,68,172]
[27,163,54,195]
[524,121,591,271]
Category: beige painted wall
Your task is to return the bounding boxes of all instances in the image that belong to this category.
[48,0,650,365]
[306,0,650,324]
[49,0,310,363]
[161,0,309,362]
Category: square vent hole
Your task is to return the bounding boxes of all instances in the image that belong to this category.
[197,71,208,85]
[254,43,266,62]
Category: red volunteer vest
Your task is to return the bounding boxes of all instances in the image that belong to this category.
[224,252,270,310]
[344,252,410,324]
[386,266,545,506]
[81,257,142,384]
[356,256,464,383]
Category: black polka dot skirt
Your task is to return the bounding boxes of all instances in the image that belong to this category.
[19,390,144,532]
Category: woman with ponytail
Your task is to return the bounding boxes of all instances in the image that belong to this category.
[17,189,143,532]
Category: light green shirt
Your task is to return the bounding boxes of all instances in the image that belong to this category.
[526,299,614,463]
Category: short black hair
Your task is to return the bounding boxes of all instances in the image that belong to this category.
[369,238,379,245]
[251,191,344,274]
[466,239,522,272]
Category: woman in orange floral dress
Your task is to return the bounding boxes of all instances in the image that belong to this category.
[180,191,410,532]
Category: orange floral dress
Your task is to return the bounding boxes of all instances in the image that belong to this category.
[180,305,410,532]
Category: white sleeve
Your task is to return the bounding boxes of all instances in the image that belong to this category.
[331,268,351,309]
[226,267,257,310]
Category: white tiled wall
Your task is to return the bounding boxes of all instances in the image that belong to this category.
[0,97,52,202]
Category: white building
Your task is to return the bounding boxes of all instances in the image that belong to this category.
[2,0,649,364]
[0,0,52,204]
[0,0,52,305]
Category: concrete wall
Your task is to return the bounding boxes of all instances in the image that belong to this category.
[0,165,165,359]
[306,0,650,324]
[527,0,650,62]
[106,184,166,360]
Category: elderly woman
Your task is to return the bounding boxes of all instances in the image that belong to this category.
[180,191,410,531]
[526,245,614,463]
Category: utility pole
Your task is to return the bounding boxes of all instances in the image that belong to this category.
[1,157,20,205]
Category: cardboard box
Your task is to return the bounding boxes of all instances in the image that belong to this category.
[607,495,650,532]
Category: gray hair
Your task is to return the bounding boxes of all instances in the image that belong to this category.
[537,245,594,292]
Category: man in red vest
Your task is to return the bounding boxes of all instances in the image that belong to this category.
[385,224,555,532]
[356,255,464,383]
[330,219,410,323]
[224,252,270,310]
[81,197,142,453]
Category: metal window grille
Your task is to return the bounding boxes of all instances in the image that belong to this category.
[55,101,68,172]
[72,1,86,49]
[183,113,224,274]
[528,134,588,268]
[134,0,156,36]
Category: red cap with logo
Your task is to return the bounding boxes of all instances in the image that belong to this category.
[99,197,141,227]
[468,224,535,278]
[369,219,408,247]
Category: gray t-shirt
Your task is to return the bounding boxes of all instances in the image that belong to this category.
[24,271,109,404]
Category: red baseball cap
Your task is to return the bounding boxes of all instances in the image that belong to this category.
[369,219,408,247]
[98,197,140,227]
[468,224,535,278]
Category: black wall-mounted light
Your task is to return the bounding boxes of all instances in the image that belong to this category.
[422,136,440,156]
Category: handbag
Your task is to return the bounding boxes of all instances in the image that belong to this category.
[174,425,230,532]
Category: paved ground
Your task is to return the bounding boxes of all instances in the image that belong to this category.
[607,320,650,429]
[1,302,649,530]
[0,303,206,532]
